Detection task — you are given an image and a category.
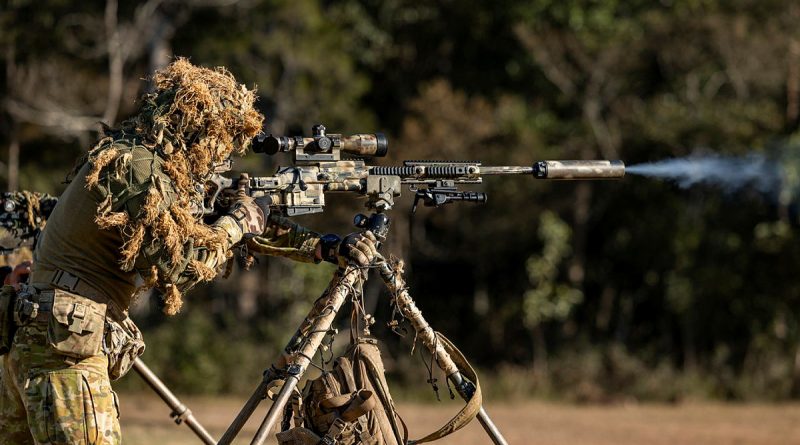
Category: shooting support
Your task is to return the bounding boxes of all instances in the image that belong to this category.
[133,358,217,445]
[213,125,626,444]
[218,210,509,445]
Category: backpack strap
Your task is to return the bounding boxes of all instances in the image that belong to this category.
[336,356,358,393]
[353,341,407,445]
[409,332,482,444]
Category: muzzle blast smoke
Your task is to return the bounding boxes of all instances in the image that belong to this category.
[627,153,781,194]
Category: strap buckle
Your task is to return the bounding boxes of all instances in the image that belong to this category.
[53,269,80,293]
[68,303,87,333]
[322,417,350,445]
[13,297,38,326]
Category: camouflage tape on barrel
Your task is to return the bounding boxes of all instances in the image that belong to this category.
[532,160,625,179]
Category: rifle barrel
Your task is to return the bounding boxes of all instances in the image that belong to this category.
[480,166,534,175]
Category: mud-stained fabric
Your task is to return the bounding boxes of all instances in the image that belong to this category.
[0,324,120,445]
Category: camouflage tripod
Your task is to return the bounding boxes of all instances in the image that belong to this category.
[218,211,509,445]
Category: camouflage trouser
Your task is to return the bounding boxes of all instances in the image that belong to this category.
[0,323,121,445]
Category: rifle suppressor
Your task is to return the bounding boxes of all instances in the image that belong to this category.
[532,160,625,179]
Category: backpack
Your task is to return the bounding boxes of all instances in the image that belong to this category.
[276,334,481,445]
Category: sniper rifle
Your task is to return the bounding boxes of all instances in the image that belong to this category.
[206,123,625,217]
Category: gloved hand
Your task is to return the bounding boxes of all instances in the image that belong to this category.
[228,195,270,239]
[214,192,270,246]
[320,231,379,268]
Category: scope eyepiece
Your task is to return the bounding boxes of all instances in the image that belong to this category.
[252,133,283,155]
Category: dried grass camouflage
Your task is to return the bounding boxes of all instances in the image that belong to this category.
[83,58,264,314]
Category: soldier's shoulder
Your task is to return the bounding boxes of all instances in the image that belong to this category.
[88,136,177,204]
[97,138,167,183]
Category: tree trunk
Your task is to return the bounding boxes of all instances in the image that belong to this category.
[791,346,800,397]
[103,0,123,126]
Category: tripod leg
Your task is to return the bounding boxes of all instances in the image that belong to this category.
[249,374,300,445]
[477,407,508,445]
[248,267,361,445]
[377,259,510,445]
[217,371,275,445]
[219,271,350,445]
[219,266,363,445]
[132,358,217,445]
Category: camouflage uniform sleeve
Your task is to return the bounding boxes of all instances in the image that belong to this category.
[245,214,321,263]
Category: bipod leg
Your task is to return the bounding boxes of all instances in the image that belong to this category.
[132,358,216,445]
[377,258,509,445]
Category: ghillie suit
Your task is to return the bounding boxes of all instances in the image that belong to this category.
[0,59,325,445]
[81,58,264,315]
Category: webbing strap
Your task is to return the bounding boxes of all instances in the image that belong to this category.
[39,269,128,319]
[409,332,483,444]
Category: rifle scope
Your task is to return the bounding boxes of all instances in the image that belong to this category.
[252,124,388,158]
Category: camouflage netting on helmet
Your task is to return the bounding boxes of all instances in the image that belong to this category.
[84,58,264,314]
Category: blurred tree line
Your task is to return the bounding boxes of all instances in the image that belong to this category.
[2,0,800,402]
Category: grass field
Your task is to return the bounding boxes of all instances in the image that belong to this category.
[119,393,800,444]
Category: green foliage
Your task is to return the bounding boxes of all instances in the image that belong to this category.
[523,211,583,328]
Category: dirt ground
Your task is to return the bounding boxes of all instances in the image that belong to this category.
[119,393,800,445]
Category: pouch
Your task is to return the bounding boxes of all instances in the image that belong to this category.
[276,427,323,445]
[0,285,17,355]
[104,315,145,380]
[47,290,107,359]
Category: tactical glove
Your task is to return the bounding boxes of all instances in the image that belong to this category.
[230,196,270,237]
[320,231,378,268]
[214,195,270,245]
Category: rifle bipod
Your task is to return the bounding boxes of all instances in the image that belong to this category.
[218,211,509,445]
